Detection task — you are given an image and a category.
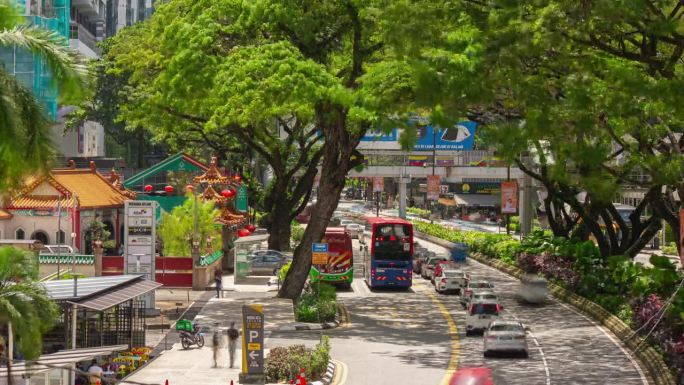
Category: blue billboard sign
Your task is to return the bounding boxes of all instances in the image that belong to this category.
[358,121,477,151]
[414,121,477,151]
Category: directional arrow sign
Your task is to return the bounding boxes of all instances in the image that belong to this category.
[249,350,259,360]
[242,304,264,375]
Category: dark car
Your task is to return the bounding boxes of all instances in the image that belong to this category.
[247,251,290,275]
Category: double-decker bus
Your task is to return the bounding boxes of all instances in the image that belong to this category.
[310,227,354,288]
[364,217,414,288]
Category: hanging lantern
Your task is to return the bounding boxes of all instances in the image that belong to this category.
[237,228,251,237]
[246,224,256,232]
[221,189,235,198]
[164,185,174,194]
[144,184,153,193]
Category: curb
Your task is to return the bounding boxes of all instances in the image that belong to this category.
[309,360,336,385]
[414,230,676,385]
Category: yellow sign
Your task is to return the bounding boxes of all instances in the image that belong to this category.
[312,253,328,265]
[248,343,261,350]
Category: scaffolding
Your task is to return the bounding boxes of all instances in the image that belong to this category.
[0,0,70,119]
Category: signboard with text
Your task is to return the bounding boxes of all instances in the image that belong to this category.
[450,182,501,195]
[312,243,329,265]
[124,200,157,308]
[500,181,518,214]
[236,185,248,212]
[358,121,478,151]
[373,177,384,193]
[241,304,264,375]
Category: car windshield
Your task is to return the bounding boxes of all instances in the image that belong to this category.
[474,293,497,300]
[470,303,499,315]
[489,324,523,332]
[470,282,492,289]
[373,224,411,260]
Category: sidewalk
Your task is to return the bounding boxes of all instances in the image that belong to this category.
[210,273,280,294]
[129,292,299,385]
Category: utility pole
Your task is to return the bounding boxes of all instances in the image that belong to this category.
[57,197,62,279]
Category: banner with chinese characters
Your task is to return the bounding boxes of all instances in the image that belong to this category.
[500,181,518,214]
[427,175,441,201]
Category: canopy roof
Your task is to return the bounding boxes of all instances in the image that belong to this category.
[43,275,161,311]
[453,194,499,207]
[0,345,128,377]
[123,152,208,188]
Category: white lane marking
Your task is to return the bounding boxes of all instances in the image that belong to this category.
[555,300,648,385]
[506,311,552,385]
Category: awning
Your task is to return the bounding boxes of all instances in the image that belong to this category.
[453,194,499,207]
[0,345,128,377]
[71,279,162,311]
[437,197,456,207]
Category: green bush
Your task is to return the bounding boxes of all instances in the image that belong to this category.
[291,222,305,245]
[278,261,291,282]
[264,337,331,383]
[296,283,338,322]
[407,207,431,218]
[662,242,678,256]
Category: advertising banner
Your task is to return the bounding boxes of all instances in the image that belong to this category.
[312,243,329,265]
[236,185,248,212]
[241,304,265,375]
[357,121,478,151]
[501,181,518,214]
[427,175,441,201]
[373,177,384,192]
[450,182,501,195]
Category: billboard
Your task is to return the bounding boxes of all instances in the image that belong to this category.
[358,121,478,151]
[501,181,518,214]
[450,182,501,195]
[372,177,384,192]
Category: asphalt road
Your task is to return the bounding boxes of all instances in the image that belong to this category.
[319,205,649,385]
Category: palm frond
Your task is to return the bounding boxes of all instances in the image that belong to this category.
[0,25,89,103]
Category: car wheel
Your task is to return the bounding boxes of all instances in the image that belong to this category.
[483,350,491,358]
[465,330,472,337]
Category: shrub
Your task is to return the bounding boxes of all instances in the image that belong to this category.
[662,242,678,256]
[291,222,305,245]
[278,262,291,283]
[407,207,431,218]
[296,283,337,322]
[264,337,331,383]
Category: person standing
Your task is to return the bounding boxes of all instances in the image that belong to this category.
[227,321,240,368]
[212,326,221,368]
[214,268,222,298]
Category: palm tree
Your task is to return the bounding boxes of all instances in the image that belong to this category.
[0,1,87,190]
[0,246,59,385]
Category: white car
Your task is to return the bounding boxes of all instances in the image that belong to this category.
[460,280,495,307]
[470,291,499,303]
[435,269,469,294]
[40,245,78,255]
[340,219,353,227]
[483,320,529,358]
[465,298,501,336]
[345,223,363,239]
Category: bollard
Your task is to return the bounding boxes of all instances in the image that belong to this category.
[229,381,234,385]
[165,380,169,385]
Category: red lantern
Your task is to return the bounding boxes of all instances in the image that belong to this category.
[221,189,235,198]
[246,224,256,232]
[144,184,153,193]
[164,185,174,193]
[237,228,251,237]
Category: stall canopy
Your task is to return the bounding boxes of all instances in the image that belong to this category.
[0,345,128,377]
[437,197,456,207]
[453,194,499,207]
[43,275,161,310]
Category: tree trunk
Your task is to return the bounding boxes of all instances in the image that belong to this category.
[266,214,292,251]
[136,129,145,168]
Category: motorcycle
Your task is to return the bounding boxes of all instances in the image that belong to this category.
[179,324,205,349]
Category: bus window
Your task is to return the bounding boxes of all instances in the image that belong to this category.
[374,224,412,260]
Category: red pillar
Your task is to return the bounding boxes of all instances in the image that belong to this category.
[75,208,81,251]
[115,209,121,251]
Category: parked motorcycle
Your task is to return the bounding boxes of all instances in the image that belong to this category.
[179,323,205,349]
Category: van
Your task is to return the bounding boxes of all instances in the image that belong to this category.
[465,299,501,336]
[518,274,548,304]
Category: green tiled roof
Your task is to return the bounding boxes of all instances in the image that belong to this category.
[39,255,95,265]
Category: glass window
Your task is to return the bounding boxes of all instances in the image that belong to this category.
[374,223,412,260]
[16,228,25,240]
[488,323,523,332]
[470,303,499,315]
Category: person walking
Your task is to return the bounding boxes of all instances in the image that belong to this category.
[87,359,103,385]
[214,268,222,298]
[227,321,240,368]
[212,325,221,368]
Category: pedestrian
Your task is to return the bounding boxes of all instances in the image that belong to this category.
[227,321,240,368]
[212,325,221,368]
[214,268,222,298]
[87,359,103,385]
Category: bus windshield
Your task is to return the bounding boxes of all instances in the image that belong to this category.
[373,223,411,260]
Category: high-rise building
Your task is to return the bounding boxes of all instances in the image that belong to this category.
[70,0,106,58]
[106,0,154,37]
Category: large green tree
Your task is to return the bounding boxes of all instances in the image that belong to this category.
[0,247,59,385]
[404,0,684,258]
[0,2,86,190]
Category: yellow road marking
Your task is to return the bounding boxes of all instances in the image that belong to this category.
[418,283,460,385]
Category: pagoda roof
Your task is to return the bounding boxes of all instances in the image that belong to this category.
[0,209,12,220]
[108,169,137,200]
[200,185,227,204]
[193,157,228,185]
[216,207,247,227]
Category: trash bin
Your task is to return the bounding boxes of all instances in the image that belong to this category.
[451,243,468,262]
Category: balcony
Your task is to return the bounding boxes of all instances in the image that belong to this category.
[69,23,100,58]
[72,0,103,19]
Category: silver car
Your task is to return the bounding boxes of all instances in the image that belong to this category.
[345,223,363,239]
[247,253,289,275]
[460,280,495,307]
[483,320,529,358]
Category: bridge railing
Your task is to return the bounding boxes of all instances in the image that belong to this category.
[361,150,505,167]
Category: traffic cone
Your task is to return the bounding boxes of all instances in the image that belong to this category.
[229,381,233,385]
[165,380,169,385]
[299,368,307,385]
